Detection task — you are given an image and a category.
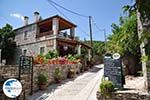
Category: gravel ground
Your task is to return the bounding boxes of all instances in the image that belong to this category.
[123,75,146,93]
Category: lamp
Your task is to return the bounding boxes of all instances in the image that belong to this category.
[63,46,68,51]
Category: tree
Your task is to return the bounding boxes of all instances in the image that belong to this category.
[0,24,16,64]
[84,41,106,56]
[83,40,106,64]
[106,5,142,75]
[107,11,140,56]
[116,0,150,90]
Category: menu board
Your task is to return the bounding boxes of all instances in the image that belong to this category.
[104,57,123,89]
[19,56,33,74]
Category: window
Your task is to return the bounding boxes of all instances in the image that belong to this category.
[23,49,27,56]
[24,31,28,40]
[40,47,45,54]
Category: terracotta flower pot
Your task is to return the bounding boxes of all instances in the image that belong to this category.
[52,60,55,64]
[68,61,72,64]
[67,70,75,78]
[56,59,59,64]
[47,60,52,65]
[39,84,47,90]
[34,60,38,64]
[55,78,61,83]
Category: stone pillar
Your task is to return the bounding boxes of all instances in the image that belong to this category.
[53,39,57,51]
[70,28,75,39]
[88,49,91,61]
[52,18,59,35]
[77,45,81,55]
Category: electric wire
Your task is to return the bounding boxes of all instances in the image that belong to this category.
[46,0,89,37]
[91,17,104,32]
[48,1,71,21]
[47,0,89,18]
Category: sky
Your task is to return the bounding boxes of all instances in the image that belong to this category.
[0,0,132,41]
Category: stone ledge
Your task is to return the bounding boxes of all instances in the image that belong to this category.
[0,64,82,99]
[97,91,150,100]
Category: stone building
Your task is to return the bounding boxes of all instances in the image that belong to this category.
[13,12,91,64]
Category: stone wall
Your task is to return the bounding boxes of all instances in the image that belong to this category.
[0,64,82,99]
[147,72,150,90]
[97,91,150,100]
[14,23,56,64]
[15,24,37,46]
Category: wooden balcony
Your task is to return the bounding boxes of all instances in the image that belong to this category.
[36,30,53,37]
[36,30,75,40]
[58,32,74,40]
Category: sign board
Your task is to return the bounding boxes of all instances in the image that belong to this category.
[19,56,34,95]
[104,53,124,89]
[19,56,33,74]
[113,53,120,60]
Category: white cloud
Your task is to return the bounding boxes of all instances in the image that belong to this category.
[10,13,24,21]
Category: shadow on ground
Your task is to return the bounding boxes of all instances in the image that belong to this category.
[89,66,102,73]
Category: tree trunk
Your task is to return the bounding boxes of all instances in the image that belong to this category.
[136,5,148,90]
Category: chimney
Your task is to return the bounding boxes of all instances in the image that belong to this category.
[24,16,29,26]
[34,11,40,22]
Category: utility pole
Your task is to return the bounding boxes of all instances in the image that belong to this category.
[89,16,93,58]
[103,29,107,51]
[103,29,106,43]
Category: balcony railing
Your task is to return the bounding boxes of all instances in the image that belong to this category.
[36,31,74,40]
[36,30,53,37]
[58,32,73,39]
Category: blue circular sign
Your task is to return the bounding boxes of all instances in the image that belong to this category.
[3,79,22,98]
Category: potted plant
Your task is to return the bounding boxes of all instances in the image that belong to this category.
[37,73,48,90]
[67,68,76,78]
[54,68,62,83]
[99,80,115,98]
[47,59,52,65]
[34,54,45,64]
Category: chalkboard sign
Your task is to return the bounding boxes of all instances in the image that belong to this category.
[19,56,33,74]
[19,56,34,95]
[104,55,124,89]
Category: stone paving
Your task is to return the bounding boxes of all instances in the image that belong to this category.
[28,64,104,100]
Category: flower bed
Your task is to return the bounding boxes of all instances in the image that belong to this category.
[33,51,81,65]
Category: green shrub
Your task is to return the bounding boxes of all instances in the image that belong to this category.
[74,54,81,59]
[67,68,76,78]
[67,54,76,61]
[99,80,115,97]
[37,73,48,85]
[54,68,62,80]
[45,51,58,59]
